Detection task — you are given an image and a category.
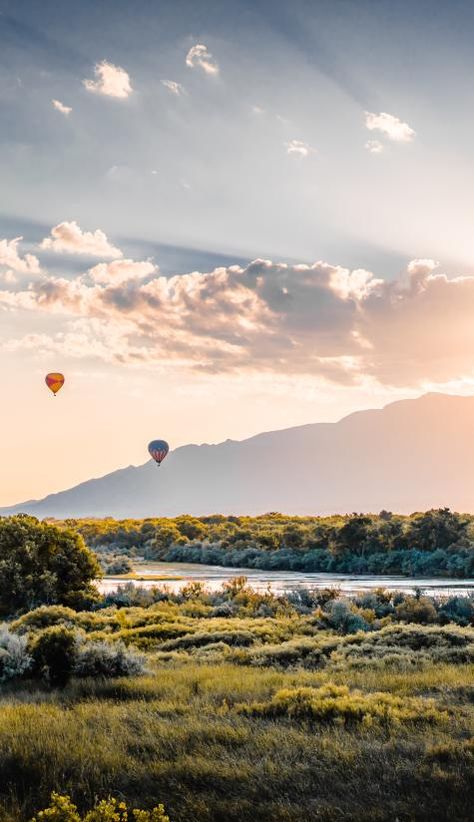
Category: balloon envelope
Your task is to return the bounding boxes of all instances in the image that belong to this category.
[148,440,169,465]
[45,372,65,395]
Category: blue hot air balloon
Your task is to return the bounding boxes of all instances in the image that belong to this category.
[148,440,169,466]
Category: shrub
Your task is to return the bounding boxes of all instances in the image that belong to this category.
[30,792,170,822]
[0,626,32,681]
[160,629,256,652]
[74,640,147,678]
[324,599,370,634]
[11,605,79,635]
[30,626,77,687]
[395,596,438,624]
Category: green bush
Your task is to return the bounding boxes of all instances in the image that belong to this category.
[11,606,79,635]
[30,627,77,687]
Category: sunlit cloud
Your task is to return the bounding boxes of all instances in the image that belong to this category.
[52,99,72,116]
[365,139,383,154]
[4,251,474,389]
[0,237,41,274]
[285,139,315,157]
[88,259,156,284]
[40,221,122,258]
[83,61,132,98]
[162,80,185,95]
[365,111,415,142]
[186,44,219,75]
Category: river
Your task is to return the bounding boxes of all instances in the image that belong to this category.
[99,561,474,597]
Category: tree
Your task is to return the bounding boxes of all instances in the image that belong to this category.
[0,516,101,616]
[406,509,469,552]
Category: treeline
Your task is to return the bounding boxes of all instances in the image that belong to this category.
[56,508,474,578]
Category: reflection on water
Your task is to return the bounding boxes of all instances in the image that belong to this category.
[98,561,474,597]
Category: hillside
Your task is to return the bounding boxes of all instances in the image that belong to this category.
[2,393,474,518]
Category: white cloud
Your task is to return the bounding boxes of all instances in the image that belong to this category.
[52,99,72,116]
[5,254,474,389]
[252,105,264,114]
[365,111,415,142]
[285,140,314,157]
[162,80,185,96]
[0,237,40,274]
[365,139,383,154]
[83,61,132,99]
[40,221,122,259]
[88,259,156,284]
[186,44,219,75]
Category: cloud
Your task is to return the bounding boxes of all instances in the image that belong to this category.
[40,221,122,259]
[88,259,156,284]
[52,99,72,116]
[365,111,415,142]
[83,61,132,98]
[285,140,315,157]
[162,80,185,96]
[5,253,474,389]
[0,237,40,274]
[365,139,383,154]
[186,44,219,75]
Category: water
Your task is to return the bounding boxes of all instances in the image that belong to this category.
[98,561,474,597]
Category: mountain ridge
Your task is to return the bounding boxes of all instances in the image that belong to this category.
[2,392,474,518]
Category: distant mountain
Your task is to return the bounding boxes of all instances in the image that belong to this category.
[2,393,474,518]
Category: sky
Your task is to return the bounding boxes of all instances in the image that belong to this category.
[3,0,474,505]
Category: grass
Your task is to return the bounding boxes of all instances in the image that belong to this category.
[0,653,473,820]
[1,591,473,821]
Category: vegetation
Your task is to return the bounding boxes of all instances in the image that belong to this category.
[54,508,474,578]
[0,516,472,820]
[31,793,169,822]
[0,516,101,615]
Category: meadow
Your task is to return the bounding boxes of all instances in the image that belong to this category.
[0,581,473,820]
[0,516,473,821]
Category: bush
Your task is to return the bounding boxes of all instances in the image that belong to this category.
[324,599,370,634]
[74,641,147,678]
[0,626,32,681]
[30,626,77,687]
[11,605,79,635]
[159,629,256,652]
[395,596,438,624]
[31,792,170,821]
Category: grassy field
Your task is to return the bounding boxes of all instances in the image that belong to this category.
[0,581,473,821]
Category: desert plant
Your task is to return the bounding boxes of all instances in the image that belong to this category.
[74,640,147,678]
[0,626,32,681]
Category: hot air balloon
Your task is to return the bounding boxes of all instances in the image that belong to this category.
[45,372,65,396]
[148,439,169,466]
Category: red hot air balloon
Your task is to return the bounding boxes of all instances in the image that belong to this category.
[45,372,65,396]
[148,440,169,466]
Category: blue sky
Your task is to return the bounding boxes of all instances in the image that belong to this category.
[3,0,474,504]
[4,0,473,273]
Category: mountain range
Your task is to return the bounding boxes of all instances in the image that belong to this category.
[2,393,474,518]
